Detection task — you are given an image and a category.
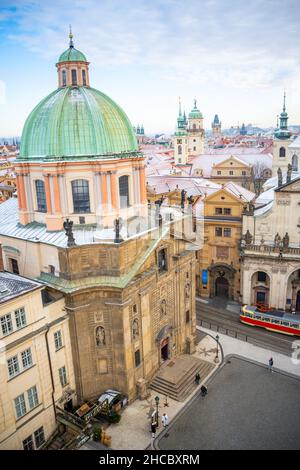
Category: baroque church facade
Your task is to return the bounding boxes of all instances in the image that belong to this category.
[0,32,197,417]
[241,96,300,310]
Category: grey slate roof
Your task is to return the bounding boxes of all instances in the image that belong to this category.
[0,197,97,247]
[0,271,42,303]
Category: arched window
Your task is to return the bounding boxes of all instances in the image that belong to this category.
[178,145,182,155]
[292,154,298,171]
[82,69,86,86]
[62,70,67,87]
[279,147,286,158]
[193,123,197,130]
[71,69,77,86]
[71,180,90,213]
[35,180,47,213]
[119,175,130,208]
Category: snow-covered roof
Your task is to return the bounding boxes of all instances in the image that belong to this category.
[263,171,300,191]
[289,135,300,149]
[223,182,255,202]
[190,152,272,178]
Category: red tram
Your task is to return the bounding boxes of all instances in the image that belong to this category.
[240,305,300,336]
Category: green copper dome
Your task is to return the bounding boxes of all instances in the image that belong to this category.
[188,99,203,119]
[19,87,138,161]
[58,47,87,63]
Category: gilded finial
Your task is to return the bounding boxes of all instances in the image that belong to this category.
[69,24,74,48]
[283,90,286,112]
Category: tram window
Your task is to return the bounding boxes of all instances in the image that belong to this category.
[263,317,270,322]
[272,319,281,324]
[282,322,290,327]
[291,324,299,329]
[255,315,262,320]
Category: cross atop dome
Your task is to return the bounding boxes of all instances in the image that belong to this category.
[69,24,74,48]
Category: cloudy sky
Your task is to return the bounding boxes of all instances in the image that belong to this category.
[0,0,300,136]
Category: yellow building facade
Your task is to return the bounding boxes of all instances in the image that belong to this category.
[0,265,75,450]
[195,185,255,300]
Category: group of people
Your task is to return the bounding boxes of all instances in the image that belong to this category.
[151,412,169,438]
[195,372,208,396]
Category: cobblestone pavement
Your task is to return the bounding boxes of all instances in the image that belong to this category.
[104,332,218,450]
[157,356,300,450]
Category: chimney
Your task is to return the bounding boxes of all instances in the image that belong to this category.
[0,242,4,271]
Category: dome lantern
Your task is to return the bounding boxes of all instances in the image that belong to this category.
[56,27,90,88]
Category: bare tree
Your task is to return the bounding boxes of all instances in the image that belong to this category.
[250,161,270,195]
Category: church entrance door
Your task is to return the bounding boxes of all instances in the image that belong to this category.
[215,276,229,298]
[161,338,169,361]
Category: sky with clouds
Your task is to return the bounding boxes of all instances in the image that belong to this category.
[0,0,300,136]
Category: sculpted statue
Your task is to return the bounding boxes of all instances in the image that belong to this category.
[63,218,76,247]
[277,167,283,186]
[274,233,281,247]
[244,229,253,245]
[95,326,106,347]
[282,232,289,249]
[185,283,191,299]
[287,163,292,183]
[132,318,139,340]
[114,217,123,243]
[160,299,167,316]
[181,189,187,209]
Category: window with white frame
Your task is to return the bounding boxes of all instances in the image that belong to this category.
[14,393,26,419]
[7,355,20,378]
[27,386,39,410]
[21,348,33,370]
[34,427,45,448]
[54,330,63,351]
[59,366,68,387]
[15,307,26,329]
[1,313,13,336]
[23,435,34,450]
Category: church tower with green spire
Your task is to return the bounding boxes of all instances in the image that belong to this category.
[186,98,205,155]
[173,97,188,165]
[272,92,293,176]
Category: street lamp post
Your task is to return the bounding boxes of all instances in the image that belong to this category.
[214,334,220,363]
[155,396,160,427]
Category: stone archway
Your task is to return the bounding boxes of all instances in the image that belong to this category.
[251,271,270,306]
[215,276,229,298]
[286,269,300,312]
[208,263,236,300]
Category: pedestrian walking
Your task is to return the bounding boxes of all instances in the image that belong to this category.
[268,357,274,372]
[151,421,157,438]
[195,372,200,385]
[162,413,169,437]
[200,385,208,396]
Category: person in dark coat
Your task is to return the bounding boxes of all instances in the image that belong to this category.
[195,372,200,385]
[200,385,208,396]
[151,421,157,438]
[268,357,274,372]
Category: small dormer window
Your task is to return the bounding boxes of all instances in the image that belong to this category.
[82,69,86,86]
[62,70,67,86]
[71,69,77,86]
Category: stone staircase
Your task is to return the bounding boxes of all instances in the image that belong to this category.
[150,354,214,402]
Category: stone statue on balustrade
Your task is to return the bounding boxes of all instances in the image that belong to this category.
[63,218,76,247]
[274,233,281,248]
[282,232,290,249]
